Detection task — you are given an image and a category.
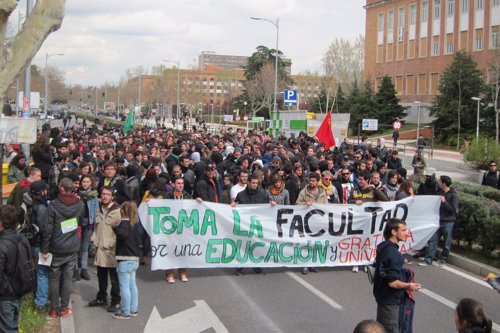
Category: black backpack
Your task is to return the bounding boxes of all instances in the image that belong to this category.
[6,234,36,297]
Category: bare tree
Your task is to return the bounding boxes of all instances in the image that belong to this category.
[0,0,66,106]
[487,49,500,143]
[246,62,275,115]
[322,35,364,95]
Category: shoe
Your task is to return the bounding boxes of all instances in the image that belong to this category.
[363,266,368,273]
[88,299,107,307]
[439,261,447,267]
[352,266,359,273]
[253,268,263,274]
[73,270,81,282]
[301,268,308,275]
[418,261,431,267]
[166,273,175,284]
[35,305,46,314]
[107,303,121,313]
[49,310,59,318]
[112,311,130,320]
[235,268,243,276]
[412,252,424,259]
[60,308,73,318]
[130,311,138,317]
[180,273,188,282]
[309,268,319,273]
[80,269,91,281]
[404,258,413,265]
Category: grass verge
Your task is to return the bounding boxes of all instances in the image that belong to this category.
[19,293,46,333]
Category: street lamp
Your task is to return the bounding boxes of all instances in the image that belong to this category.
[414,101,422,146]
[44,52,64,119]
[251,16,279,113]
[472,97,481,142]
[163,59,181,130]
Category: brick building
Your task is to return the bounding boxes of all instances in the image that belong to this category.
[364,0,499,122]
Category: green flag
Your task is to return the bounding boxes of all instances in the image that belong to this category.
[123,107,134,133]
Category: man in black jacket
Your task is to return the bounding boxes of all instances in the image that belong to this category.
[195,164,222,203]
[42,178,85,318]
[419,175,459,267]
[231,174,272,275]
[374,218,421,333]
[0,205,22,332]
[481,160,500,189]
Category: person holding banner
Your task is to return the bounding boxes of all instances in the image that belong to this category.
[164,177,191,283]
[373,218,421,333]
[296,172,327,275]
[232,174,273,275]
[266,174,290,205]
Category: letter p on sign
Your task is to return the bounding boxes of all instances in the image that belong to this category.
[284,89,298,107]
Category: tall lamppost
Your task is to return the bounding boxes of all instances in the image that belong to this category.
[414,101,422,146]
[472,97,481,142]
[251,16,279,113]
[44,52,64,119]
[163,59,181,130]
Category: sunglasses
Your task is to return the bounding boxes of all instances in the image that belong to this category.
[323,178,332,181]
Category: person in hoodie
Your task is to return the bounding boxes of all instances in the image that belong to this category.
[77,175,99,281]
[376,137,389,165]
[42,178,85,318]
[419,175,459,267]
[382,170,400,201]
[7,153,27,184]
[373,218,421,333]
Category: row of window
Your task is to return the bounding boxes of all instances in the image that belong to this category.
[377,0,499,32]
[377,72,440,97]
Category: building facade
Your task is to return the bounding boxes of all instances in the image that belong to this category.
[365,0,499,120]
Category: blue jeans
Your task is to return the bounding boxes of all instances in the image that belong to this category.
[0,300,20,333]
[32,247,50,307]
[79,225,93,270]
[117,260,139,316]
[425,222,454,263]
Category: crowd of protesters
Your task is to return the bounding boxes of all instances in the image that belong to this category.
[1,117,495,329]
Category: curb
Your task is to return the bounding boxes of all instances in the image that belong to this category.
[448,251,500,277]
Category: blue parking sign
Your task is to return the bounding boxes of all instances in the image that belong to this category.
[284,89,298,106]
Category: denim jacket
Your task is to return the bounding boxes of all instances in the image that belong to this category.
[85,196,98,226]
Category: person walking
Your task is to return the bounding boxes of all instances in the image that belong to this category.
[42,178,85,318]
[111,201,141,320]
[88,186,122,313]
[373,218,421,333]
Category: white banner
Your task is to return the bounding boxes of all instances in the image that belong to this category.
[138,197,440,270]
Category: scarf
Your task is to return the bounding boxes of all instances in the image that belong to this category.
[319,180,333,193]
[78,188,99,202]
[270,186,282,196]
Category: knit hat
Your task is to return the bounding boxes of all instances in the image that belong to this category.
[30,180,48,194]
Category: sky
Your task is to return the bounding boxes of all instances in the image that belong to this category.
[14,0,366,87]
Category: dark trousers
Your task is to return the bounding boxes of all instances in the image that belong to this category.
[96,266,121,305]
[50,253,78,312]
[377,303,399,333]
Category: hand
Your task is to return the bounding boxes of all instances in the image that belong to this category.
[195,197,203,203]
[356,200,363,206]
[270,201,276,207]
[440,196,446,203]
[306,202,312,206]
[408,282,421,292]
[42,253,50,260]
[231,202,237,207]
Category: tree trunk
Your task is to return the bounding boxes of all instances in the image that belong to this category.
[0,0,66,106]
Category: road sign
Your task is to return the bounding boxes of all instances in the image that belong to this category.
[0,117,37,144]
[393,120,401,130]
[284,89,298,106]
[362,119,378,131]
[235,116,240,121]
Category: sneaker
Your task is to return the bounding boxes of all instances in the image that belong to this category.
[88,299,107,307]
[130,311,138,317]
[35,305,46,314]
[60,308,73,318]
[72,270,81,282]
[363,266,368,273]
[404,258,413,265]
[180,273,189,282]
[418,261,431,267]
[166,273,175,284]
[112,312,130,320]
[107,303,121,313]
[439,261,447,267]
[235,268,243,276]
[301,268,308,275]
[80,269,91,281]
[352,266,359,273]
[309,268,319,273]
[253,268,263,274]
[49,310,59,318]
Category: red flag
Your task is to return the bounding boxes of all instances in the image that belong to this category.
[315,112,336,149]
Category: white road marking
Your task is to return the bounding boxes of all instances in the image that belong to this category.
[421,288,500,333]
[285,272,343,310]
[438,264,493,289]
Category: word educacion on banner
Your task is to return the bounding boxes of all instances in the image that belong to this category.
[138,197,440,270]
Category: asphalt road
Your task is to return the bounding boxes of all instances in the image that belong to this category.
[70,259,499,333]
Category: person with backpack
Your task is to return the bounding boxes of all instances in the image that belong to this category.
[41,178,85,318]
[22,180,50,312]
[0,204,30,332]
[481,160,500,189]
